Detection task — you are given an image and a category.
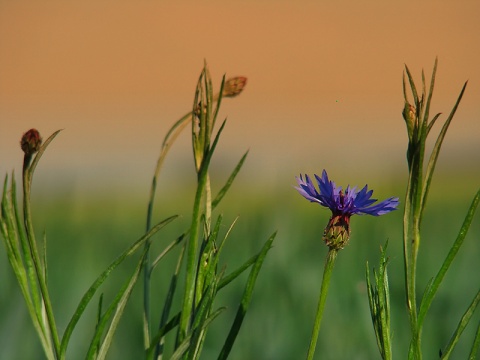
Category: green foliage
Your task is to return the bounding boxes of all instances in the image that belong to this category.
[366,59,479,360]
[1,63,273,359]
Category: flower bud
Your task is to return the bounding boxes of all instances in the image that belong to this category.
[323,213,351,250]
[222,76,247,98]
[21,129,42,156]
[402,102,416,139]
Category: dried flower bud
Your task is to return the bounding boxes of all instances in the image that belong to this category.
[222,76,247,98]
[21,129,42,156]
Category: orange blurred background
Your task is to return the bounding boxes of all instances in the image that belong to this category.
[1,1,479,192]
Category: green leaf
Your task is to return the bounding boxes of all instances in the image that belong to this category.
[152,242,186,360]
[171,308,225,360]
[60,215,177,358]
[419,81,468,220]
[212,151,249,210]
[418,189,480,327]
[218,232,275,360]
[441,289,480,359]
[365,242,392,360]
[27,130,62,180]
[468,321,480,360]
[404,65,419,106]
[89,247,148,360]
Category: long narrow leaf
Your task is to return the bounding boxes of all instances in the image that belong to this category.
[441,289,480,359]
[422,58,438,130]
[60,215,177,357]
[218,232,275,360]
[212,151,249,210]
[171,308,225,360]
[154,242,186,360]
[468,321,480,360]
[420,81,468,220]
[419,189,480,327]
[95,249,148,360]
[404,65,419,106]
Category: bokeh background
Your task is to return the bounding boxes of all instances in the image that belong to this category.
[1,1,479,359]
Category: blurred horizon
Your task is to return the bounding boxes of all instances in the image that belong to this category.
[1,1,479,192]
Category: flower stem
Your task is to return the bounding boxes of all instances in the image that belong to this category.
[306,248,338,360]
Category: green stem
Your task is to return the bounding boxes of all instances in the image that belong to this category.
[23,157,60,359]
[143,112,192,348]
[177,163,209,345]
[306,248,338,360]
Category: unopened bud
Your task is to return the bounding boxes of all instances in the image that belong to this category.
[323,213,351,250]
[21,129,42,156]
[223,76,247,98]
[402,102,416,139]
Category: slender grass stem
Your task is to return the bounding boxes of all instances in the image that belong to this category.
[23,158,61,359]
[306,248,338,360]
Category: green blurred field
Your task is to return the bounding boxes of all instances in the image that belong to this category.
[1,172,479,359]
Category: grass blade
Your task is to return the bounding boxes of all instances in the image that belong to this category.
[218,232,275,360]
[419,81,468,220]
[212,151,249,210]
[60,215,177,358]
[94,249,148,360]
[418,189,479,328]
[468,321,480,360]
[441,289,480,359]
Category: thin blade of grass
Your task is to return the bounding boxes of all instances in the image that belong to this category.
[154,242,186,360]
[218,253,258,291]
[468,321,480,360]
[423,58,438,129]
[212,151,248,210]
[60,215,177,358]
[404,65,419,105]
[147,313,181,360]
[218,232,275,360]
[95,249,148,360]
[420,81,468,219]
[171,308,225,360]
[441,289,480,359]
[418,189,480,327]
[426,113,442,136]
[27,130,62,178]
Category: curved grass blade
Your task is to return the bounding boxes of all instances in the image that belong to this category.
[404,65,419,106]
[27,130,62,179]
[212,151,248,210]
[422,58,438,127]
[60,215,177,358]
[418,189,480,327]
[468,321,480,360]
[419,81,468,219]
[218,232,275,360]
[441,289,480,359]
[90,248,148,360]
[171,307,225,360]
[153,242,186,360]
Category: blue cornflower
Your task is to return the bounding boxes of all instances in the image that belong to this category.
[295,170,399,249]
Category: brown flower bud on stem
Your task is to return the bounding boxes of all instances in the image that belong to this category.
[21,129,42,156]
[222,76,247,98]
[21,128,42,169]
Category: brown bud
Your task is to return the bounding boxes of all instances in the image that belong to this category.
[21,129,42,156]
[222,76,247,98]
[402,102,416,140]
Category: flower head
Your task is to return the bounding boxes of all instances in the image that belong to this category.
[295,170,399,249]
